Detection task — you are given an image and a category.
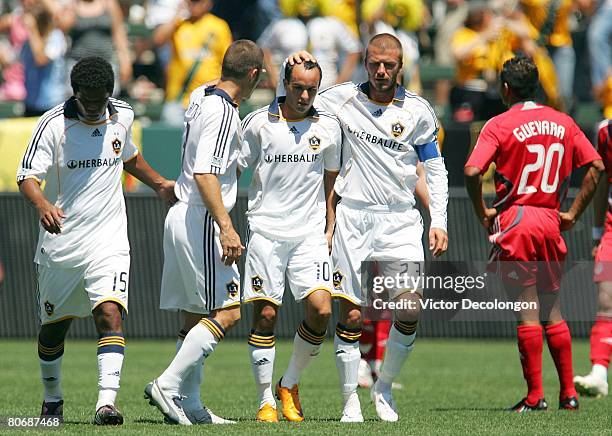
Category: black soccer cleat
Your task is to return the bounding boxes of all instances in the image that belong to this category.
[94,404,124,425]
[509,397,548,412]
[559,396,579,410]
[41,399,63,418]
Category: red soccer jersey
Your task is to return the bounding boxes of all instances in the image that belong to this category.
[466,101,601,210]
[597,119,612,181]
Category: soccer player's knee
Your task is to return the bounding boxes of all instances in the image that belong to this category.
[344,307,362,328]
[257,305,277,330]
[394,306,419,323]
[93,302,123,332]
[316,304,332,321]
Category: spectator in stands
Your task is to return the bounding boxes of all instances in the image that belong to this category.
[0,0,29,102]
[433,0,469,115]
[519,0,588,112]
[144,0,181,77]
[361,0,427,93]
[259,0,361,90]
[21,1,67,116]
[153,0,232,126]
[450,3,509,121]
[55,0,132,97]
[588,0,611,108]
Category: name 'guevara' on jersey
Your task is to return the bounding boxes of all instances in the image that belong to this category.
[238,98,342,239]
[16,97,139,268]
[315,82,448,229]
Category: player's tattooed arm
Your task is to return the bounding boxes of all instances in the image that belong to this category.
[464,165,498,230]
[194,173,244,265]
[324,170,340,254]
[123,154,177,205]
[560,159,605,231]
[18,178,65,234]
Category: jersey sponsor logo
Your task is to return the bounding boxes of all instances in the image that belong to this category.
[345,124,404,151]
[251,275,264,292]
[333,269,344,290]
[263,153,320,163]
[308,135,321,151]
[66,157,121,169]
[111,138,122,155]
[226,279,239,298]
[91,128,103,137]
[391,121,405,138]
[44,300,54,316]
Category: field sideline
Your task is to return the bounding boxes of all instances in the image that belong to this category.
[0,339,610,435]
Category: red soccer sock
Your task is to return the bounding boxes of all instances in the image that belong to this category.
[545,321,577,399]
[374,319,391,362]
[590,317,612,368]
[517,324,544,405]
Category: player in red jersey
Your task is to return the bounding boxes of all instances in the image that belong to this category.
[464,56,604,412]
[574,119,612,398]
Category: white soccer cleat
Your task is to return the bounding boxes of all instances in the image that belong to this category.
[573,374,608,397]
[358,359,374,388]
[371,379,398,422]
[144,380,192,425]
[340,391,364,422]
[206,407,236,424]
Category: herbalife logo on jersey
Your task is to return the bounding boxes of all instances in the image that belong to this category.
[264,153,319,163]
[66,157,121,169]
[91,128,103,137]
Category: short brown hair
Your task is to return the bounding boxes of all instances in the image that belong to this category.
[221,40,264,81]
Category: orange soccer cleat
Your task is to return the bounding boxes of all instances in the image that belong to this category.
[275,380,303,422]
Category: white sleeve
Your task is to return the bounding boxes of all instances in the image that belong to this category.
[121,112,139,162]
[323,121,342,171]
[17,113,58,183]
[333,20,361,54]
[238,117,260,171]
[193,103,238,175]
[257,22,278,50]
[424,157,448,231]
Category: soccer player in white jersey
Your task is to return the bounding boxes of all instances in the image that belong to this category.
[239,60,342,422]
[16,57,176,425]
[144,40,264,425]
[283,34,449,422]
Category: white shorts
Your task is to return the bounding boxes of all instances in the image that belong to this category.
[36,252,130,325]
[242,231,333,306]
[331,200,424,306]
[160,201,240,314]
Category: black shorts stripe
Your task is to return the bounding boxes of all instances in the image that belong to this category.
[22,107,63,170]
[203,211,211,311]
[209,213,216,309]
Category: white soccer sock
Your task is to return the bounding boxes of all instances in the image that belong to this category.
[38,337,65,402]
[378,321,416,389]
[592,363,608,382]
[176,333,205,411]
[334,323,361,403]
[40,357,63,402]
[281,322,325,388]
[248,329,276,409]
[158,319,223,396]
[96,332,125,410]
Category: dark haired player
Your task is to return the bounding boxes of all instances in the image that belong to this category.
[17,56,176,425]
[239,60,341,422]
[465,56,604,412]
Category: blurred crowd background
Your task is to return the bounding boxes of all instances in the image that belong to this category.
[0,0,609,123]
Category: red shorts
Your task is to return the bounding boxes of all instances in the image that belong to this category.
[489,205,567,291]
[594,214,612,282]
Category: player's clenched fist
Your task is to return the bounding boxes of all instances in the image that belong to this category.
[155,180,178,205]
[37,200,65,235]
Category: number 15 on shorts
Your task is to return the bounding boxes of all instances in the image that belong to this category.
[112,271,128,292]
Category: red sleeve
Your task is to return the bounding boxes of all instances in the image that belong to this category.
[465,119,499,171]
[571,122,601,169]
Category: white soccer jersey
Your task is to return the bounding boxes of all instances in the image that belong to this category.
[258,16,361,89]
[239,98,342,239]
[314,82,448,229]
[16,97,139,268]
[174,86,241,211]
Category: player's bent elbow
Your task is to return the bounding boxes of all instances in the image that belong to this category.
[464,166,481,178]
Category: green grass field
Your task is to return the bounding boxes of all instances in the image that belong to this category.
[0,339,610,435]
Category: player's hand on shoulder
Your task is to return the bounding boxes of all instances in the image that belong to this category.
[219,226,245,266]
[559,211,577,232]
[287,51,317,66]
[156,179,178,205]
[429,228,448,257]
[37,200,65,234]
